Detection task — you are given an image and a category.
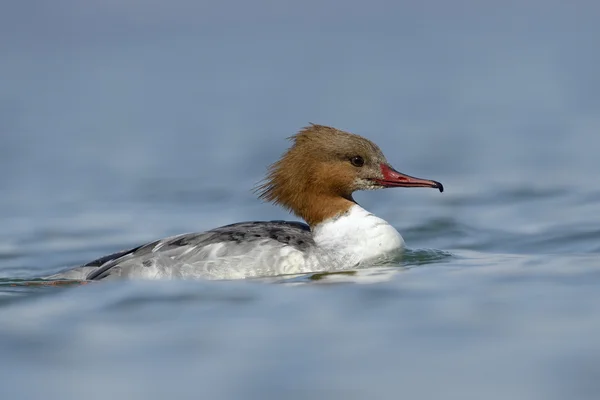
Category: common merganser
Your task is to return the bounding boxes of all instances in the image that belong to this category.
[49,124,443,281]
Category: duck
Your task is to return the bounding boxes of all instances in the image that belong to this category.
[48,124,443,280]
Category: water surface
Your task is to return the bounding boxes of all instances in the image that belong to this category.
[1,2,600,399]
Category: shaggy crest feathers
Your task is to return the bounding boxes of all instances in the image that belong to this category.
[254,124,388,226]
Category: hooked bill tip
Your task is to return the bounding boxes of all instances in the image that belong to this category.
[433,181,444,193]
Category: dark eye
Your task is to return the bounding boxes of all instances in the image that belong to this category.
[350,156,364,167]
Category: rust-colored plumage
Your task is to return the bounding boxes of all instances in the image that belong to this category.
[255,124,389,226]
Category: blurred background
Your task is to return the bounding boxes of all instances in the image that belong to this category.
[1,1,600,399]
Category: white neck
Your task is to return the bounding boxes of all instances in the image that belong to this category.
[311,204,405,267]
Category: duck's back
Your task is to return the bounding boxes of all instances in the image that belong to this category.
[48,221,315,281]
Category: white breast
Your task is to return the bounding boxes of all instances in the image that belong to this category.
[311,204,405,268]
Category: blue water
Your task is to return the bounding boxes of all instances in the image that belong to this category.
[1,2,600,399]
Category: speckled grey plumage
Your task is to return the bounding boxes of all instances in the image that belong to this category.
[51,221,314,281]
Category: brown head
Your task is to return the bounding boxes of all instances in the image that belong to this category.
[255,124,443,226]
